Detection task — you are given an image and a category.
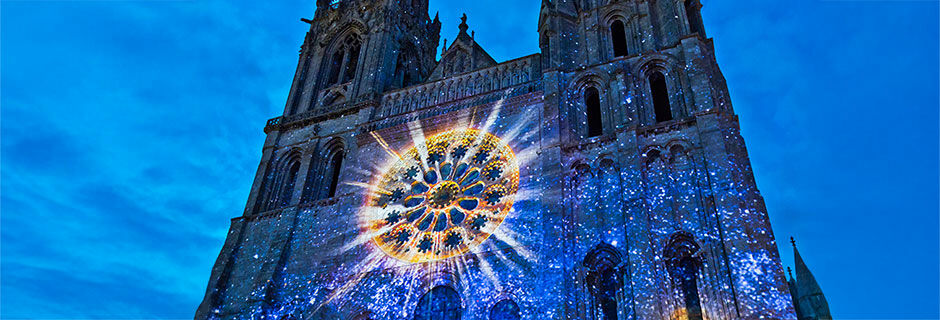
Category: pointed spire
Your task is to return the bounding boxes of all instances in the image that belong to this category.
[792,238,833,320]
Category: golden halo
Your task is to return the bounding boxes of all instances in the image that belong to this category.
[366,129,519,263]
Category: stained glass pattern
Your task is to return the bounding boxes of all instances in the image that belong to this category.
[367,129,519,263]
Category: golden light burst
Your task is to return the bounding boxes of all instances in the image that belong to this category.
[366,128,520,263]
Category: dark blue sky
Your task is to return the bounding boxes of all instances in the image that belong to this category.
[1,0,937,318]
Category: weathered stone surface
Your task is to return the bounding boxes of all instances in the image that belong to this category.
[196,1,798,319]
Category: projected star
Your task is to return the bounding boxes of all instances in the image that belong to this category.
[367,129,520,263]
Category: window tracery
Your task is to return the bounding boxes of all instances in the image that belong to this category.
[366,129,519,263]
[327,35,362,86]
[257,153,302,212]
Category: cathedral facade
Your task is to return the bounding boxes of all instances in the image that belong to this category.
[196,0,803,319]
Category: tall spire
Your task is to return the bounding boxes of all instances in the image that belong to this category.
[791,238,833,320]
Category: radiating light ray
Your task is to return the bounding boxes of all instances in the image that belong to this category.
[472,246,503,291]
[490,231,536,262]
[514,148,540,169]
[316,250,388,312]
[479,94,507,135]
[304,98,545,315]
[406,120,430,171]
[347,181,379,191]
[497,103,539,143]
[510,191,540,204]
[371,131,402,161]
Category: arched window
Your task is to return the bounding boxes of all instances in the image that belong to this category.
[665,233,703,320]
[649,71,673,122]
[342,40,361,83]
[585,87,603,137]
[328,50,344,85]
[326,151,344,198]
[584,245,623,320]
[413,286,461,320]
[684,0,705,37]
[290,55,312,115]
[488,299,521,320]
[277,160,301,207]
[677,257,703,320]
[258,155,301,212]
[326,35,362,86]
[610,20,628,57]
[395,43,420,88]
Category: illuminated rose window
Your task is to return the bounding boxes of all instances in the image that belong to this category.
[367,129,519,263]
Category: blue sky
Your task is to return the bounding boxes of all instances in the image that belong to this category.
[1,0,937,318]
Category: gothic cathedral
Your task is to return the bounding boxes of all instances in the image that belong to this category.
[196,0,818,319]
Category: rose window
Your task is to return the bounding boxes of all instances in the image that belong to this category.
[367,129,519,263]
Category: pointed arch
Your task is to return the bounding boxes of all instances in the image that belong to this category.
[322,27,364,88]
[277,159,301,207]
[257,150,303,212]
[322,139,346,199]
[571,162,594,185]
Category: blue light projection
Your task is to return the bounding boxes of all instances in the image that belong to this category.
[225,99,550,320]
[211,93,796,320]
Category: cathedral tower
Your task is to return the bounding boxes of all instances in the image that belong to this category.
[282,0,440,119]
[197,1,801,319]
